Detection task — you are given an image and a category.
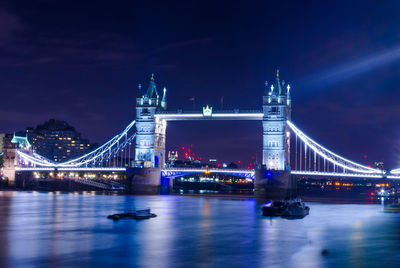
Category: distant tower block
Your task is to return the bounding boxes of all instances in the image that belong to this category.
[135,74,167,168]
[262,69,292,170]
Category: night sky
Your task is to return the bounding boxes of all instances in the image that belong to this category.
[1,1,400,169]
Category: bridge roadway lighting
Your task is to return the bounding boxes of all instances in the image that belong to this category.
[15,73,400,180]
[290,170,387,178]
[154,112,264,121]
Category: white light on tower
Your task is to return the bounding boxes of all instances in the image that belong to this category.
[269,161,274,168]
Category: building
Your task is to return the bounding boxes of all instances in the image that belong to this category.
[262,70,291,170]
[24,119,92,162]
[0,134,18,183]
[135,74,167,168]
[167,151,178,166]
[374,161,384,170]
[0,133,4,154]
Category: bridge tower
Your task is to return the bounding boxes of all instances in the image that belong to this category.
[256,70,295,201]
[262,69,291,170]
[135,74,167,168]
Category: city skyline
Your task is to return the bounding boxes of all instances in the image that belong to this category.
[1,3,400,266]
[1,1,400,167]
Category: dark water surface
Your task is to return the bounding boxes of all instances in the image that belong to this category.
[0,191,399,267]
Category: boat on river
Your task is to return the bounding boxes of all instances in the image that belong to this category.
[262,199,310,218]
[107,209,157,220]
[262,200,287,216]
[281,201,310,218]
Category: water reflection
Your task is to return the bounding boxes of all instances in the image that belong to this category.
[0,192,13,268]
[0,192,399,267]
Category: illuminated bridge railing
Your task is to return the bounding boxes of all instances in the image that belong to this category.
[16,120,137,170]
[15,167,127,172]
[287,120,385,175]
[287,120,400,179]
[161,168,256,179]
[156,109,263,114]
[390,168,400,175]
[292,171,387,178]
[292,171,400,179]
[155,110,263,121]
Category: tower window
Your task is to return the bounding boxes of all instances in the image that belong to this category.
[270,107,280,115]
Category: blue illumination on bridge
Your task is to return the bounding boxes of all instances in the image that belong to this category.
[161,168,255,179]
[11,73,400,182]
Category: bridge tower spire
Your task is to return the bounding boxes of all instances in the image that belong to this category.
[135,74,167,168]
[161,87,167,110]
[262,70,291,170]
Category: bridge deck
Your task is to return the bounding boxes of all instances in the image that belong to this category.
[155,110,263,121]
[15,167,400,179]
[15,167,127,172]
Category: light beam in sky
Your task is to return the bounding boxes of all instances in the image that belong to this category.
[304,46,400,89]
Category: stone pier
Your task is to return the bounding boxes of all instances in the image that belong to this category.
[255,168,297,203]
[126,168,171,194]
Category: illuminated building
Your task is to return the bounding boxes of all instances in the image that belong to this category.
[0,133,4,154]
[0,134,20,183]
[167,151,178,164]
[262,69,291,170]
[374,161,384,169]
[135,74,167,168]
[24,119,92,162]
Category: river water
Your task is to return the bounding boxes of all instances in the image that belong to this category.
[0,191,399,267]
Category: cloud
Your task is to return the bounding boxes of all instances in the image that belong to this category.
[0,109,69,126]
[0,26,145,67]
[0,9,213,68]
[0,9,23,43]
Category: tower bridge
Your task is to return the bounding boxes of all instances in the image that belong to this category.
[12,71,400,196]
